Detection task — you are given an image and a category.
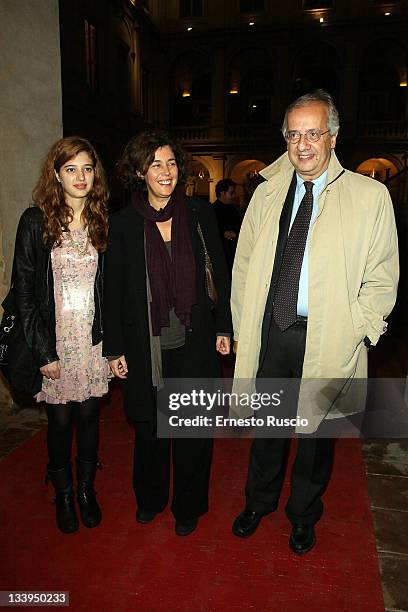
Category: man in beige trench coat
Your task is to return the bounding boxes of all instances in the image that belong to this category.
[231,90,399,554]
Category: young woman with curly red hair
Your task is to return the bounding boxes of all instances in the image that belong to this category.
[11,136,110,534]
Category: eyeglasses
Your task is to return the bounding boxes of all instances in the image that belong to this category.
[284,129,329,144]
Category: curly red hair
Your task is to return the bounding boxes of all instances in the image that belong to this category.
[32,136,109,251]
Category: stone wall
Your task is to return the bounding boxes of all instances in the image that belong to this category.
[0,0,62,408]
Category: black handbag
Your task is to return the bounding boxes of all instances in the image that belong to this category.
[0,287,42,395]
[197,222,218,307]
[0,310,17,367]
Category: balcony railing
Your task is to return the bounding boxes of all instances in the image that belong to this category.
[170,121,408,144]
[170,123,275,143]
[225,124,274,140]
[171,126,210,142]
[358,120,408,140]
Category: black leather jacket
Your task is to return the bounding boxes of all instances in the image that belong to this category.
[13,206,104,368]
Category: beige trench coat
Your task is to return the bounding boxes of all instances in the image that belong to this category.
[231,152,399,432]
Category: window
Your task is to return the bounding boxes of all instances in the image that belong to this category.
[228,71,272,124]
[84,19,98,90]
[302,0,333,8]
[248,96,270,123]
[172,73,211,126]
[240,0,264,12]
[179,0,203,18]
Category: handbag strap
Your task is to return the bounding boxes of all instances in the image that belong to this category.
[188,199,212,267]
[196,222,212,267]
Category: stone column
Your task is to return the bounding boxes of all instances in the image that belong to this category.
[0,1,62,408]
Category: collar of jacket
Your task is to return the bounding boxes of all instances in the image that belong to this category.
[259,150,345,194]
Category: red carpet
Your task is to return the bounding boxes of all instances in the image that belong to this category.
[0,386,384,611]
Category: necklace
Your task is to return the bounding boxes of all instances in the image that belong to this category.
[66,231,90,256]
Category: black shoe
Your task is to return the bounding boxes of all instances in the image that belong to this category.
[136,508,157,524]
[55,491,79,534]
[47,464,79,534]
[76,459,102,528]
[289,524,316,555]
[175,517,198,536]
[77,486,102,528]
[232,509,263,538]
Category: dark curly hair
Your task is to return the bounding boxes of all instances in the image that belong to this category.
[32,136,109,252]
[116,130,188,190]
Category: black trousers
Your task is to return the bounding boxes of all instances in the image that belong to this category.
[133,347,213,521]
[245,319,335,526]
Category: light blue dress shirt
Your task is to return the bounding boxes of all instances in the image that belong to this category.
[289,170,328,316]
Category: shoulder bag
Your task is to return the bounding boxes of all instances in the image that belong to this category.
[0,286,42,395]
[197,222,218,308]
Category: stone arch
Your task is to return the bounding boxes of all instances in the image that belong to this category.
[227,47,274,123]
[356,157,398,182]
[186,155,220,200]
[187,156,213,200]
[192,155,218,177]
[227,157,267,203]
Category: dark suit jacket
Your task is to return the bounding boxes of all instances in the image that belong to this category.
[212,199,242,271]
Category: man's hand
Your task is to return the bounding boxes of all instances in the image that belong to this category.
[233,341,238,355]
[40,360,61,380]
[109,355,128,378]
[224,231,237,240]
[216,336,230,355]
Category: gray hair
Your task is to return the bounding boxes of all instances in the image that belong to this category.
[281,89,340,137]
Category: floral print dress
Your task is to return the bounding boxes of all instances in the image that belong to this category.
[37,229,110,404]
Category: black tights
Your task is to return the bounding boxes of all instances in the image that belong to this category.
[46,398,100,470]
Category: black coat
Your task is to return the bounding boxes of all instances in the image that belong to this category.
[212,199,242,271]
[102,196,232,422]
[212,199,242,238]
[11,207,104,386]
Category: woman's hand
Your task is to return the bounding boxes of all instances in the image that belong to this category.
[216,336,230,355]
[233,341,238,355]
[40,360,61,380]
[109,355,128,379]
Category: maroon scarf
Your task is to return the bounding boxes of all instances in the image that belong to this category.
[132,187,196,336]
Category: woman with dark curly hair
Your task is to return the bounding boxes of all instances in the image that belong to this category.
[11,136,110,534]
[103,130,232,536]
